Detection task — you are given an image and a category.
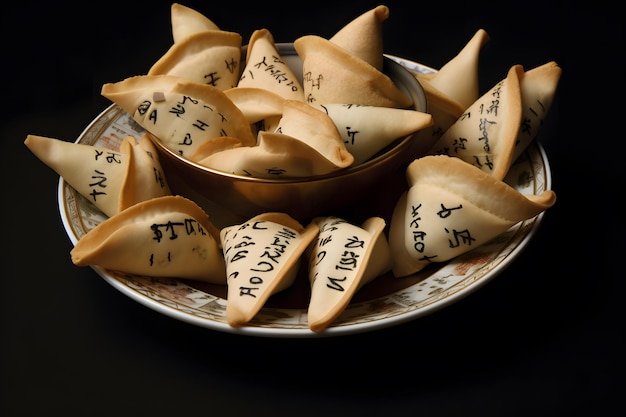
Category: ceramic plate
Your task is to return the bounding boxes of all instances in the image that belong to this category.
[58,57,552,338]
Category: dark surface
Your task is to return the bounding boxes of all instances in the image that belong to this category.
[2,1,623,416]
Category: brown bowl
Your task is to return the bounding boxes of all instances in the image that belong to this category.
[152,44,431,223]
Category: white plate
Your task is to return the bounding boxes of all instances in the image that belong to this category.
[58,58,552,338]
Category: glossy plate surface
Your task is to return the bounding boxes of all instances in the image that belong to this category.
[58,58,551,338]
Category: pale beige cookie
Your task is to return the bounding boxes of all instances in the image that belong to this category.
[195,99,355,177]
[148,30,242,90]
[512,61,562,161]
[71,195,226,283]
[428,65,524,180]
[293,34,412,109]
[197,129,350,178]
[195,98,354,177]
[238,29,305,101]
[306,216,392,332]
[417,29,489,111]
[273,99,354,169]
[415,29,489,142]
[170,3,221,43]
[223,87,286,125]
[24,134,171,218]
[388,155,556,277]
[101,75,256,158]
[118,133,172,211]
[220,213,319,327]
[329,5,390,71]
[321,103,433,165]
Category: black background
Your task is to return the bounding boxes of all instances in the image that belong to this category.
[2,1,623,416]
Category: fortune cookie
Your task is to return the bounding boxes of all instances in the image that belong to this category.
[428,65,524,180]
[148,3,242,89]
[196,130,346,178]
[321,103,433,165]
[238,29,305,101]
[170,3,221,43]
[388,155,556,277]
[417,29,489,111]
[223,87,285,135]
[71,195,227,283]
[24,134,171,218]
[415,29,490,141]
[272,100,354,168]
[329,5,390,72]
[148,29,242,90]
[220,213,319,327]
[195,99,354,177]
[511,61,562,161]
[223,87,286,125]
[293,5,412,109]
[306,216,392,332]
[294,34,412,109]
[101,74,256,158]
